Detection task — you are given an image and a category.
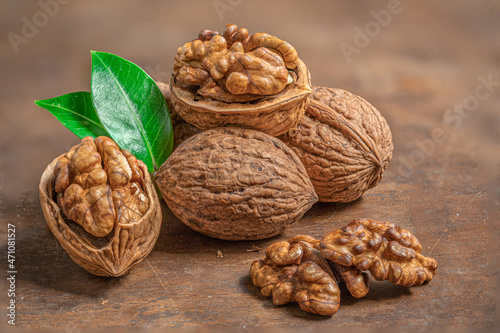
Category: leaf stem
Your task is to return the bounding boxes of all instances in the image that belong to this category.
[150,172,163,201]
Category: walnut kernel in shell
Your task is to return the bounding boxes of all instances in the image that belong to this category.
[170,24,312,136]
[39,137,162,277]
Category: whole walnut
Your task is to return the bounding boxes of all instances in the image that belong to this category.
[280,87,393,202]
[155,127,318,240]
[39,137,162,277]
[170,23,312,136]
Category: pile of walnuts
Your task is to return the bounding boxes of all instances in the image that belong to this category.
[40,24,398,282]
[156,23,393,240]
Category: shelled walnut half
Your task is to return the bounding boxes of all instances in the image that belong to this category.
[250,236,341,316]
[320,219,438,287]
[170,23,312,136]
[39,136,162,277]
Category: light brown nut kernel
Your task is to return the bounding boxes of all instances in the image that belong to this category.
[332,262,370,298]
[280,87,393,202]
[155,127,318,240]
[39,136,162,277]
[320,219,438,287]
[250,236,340,316]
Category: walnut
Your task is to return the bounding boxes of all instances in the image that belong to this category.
[157,81,201,149]
[170,23,312,136]
[331,262,370,298]
[320,219,438,287]
[155,127,318,240]
[250,235,341,316]
[39,137,162,277]
[279,87,393,202]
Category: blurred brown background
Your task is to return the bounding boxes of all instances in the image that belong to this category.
[0,0,499,329]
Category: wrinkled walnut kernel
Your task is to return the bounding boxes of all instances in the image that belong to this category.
[173,23,298,103]
[320,219,438,287]
[54,137,149,237]
[332,262,370,298]
[250,235,341,316]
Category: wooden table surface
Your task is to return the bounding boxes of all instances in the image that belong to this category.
[1,0,499,329]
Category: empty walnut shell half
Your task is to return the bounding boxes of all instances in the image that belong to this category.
[170,23,312,136]
[39,137,162,277]
[280,87,393,202]
[155,127,318,240]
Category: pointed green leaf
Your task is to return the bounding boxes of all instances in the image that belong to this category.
[90,51,173,173]
[35,92,110,139]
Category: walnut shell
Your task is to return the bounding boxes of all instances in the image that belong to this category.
[155,127,318,240]
[39,139,162,277]
[280,87,393,202]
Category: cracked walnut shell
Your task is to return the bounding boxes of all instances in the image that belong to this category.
[280,87,393,202]
[170,24,312,136]
[320,219,438,287]
[155,127,318,240]
[39,137,162,277]
[250,235,341,316]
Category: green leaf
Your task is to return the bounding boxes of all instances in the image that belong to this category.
[35,92,110,139]
[91,51,173,173]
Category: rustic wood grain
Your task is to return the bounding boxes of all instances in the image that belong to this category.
[0,0,498,329]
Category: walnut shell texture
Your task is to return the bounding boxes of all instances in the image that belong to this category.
[156,127,318,240]
[280,87,393,202]
[39,140,162,277]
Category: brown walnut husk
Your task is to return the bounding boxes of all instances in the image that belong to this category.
[250,235,341,316]
[320,219,438,287]
[280,87,393,202]
[170,23,312,136]
[39,137,162,277]
[155,127,318,240]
